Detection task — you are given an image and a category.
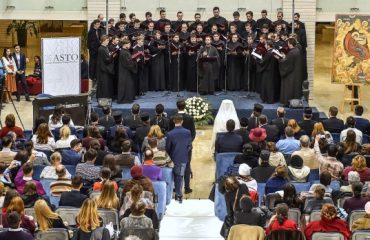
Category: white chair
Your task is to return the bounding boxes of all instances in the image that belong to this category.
[351,230,370,240]
[309,210,321,222]
[288,208,301,224]
[97,209,119,230]
[312,232,345,240]
[24,208,37,222]
[35,228,69,240]
[56,207,79,226]
[349,210,367,230]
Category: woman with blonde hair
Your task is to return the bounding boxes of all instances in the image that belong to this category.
[342,155,370,182]
[287,119,305,139]
[31,123,56,151]
[141,125,166,151]
[311,122,333,144]
[55,125,77,149]
[96,181,119,210]
[75,199,110,240]
[1,196,36,234]
[39,152,71,179]
[34,199,66,231]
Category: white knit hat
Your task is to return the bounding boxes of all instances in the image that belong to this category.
[238,163,251,176]
[365,201,370,214]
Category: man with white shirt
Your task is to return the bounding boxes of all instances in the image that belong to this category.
[11,44,30,102]
[340,116,363,144]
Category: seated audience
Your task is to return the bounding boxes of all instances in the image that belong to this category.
[76,149,101,181]
[33,116,47,134]
[234,143,259,168]
[0,114,24,139]
[102,154,122,179]
[237,163,257,193]
[109,111,133,140]
[31,123,56,151]
[251,150,276,183]
[287,119,306,140]
[248,127,267,150]
[287,155,310,182]
[148,138,173,168]
[48,104,75,130]
[55,125,77,149]
[114,140,141,168]
[150,103,170,134]
[266,141,286,167]
[304,203,350,240]
[259,115,280,142]
[14,162,46,195]
[299,108,316,137]
[59,175,87,208]
[353,105,370,135]
[50,165,72,197]
[2,189,19,213]
[134,113,151,149]
[21,181,51,208]
[93,167,118,191]
[352,201,370,230]
[339,129,362,155]
[342,155,370,182]
[75,198,110,240]
[322,106,344,133]
[125,104,143,130]
[122,165,154,197]
[61,138,83,165]
[271,107,288,137]
[34,199,67,231]
[142,125,167,152]
[99,106,115,130]
[120,200,153,229]
[0,164,12,187]
[224,176,250,224]
[276,183,304,212]
[343,182,369,215]
[215,119,243,153]
[234,195,265,227]
[311,122,333,144]
[235,117,250,143]
[0,212,34,240]
[341,116,363,144]
[340,171,361,193]
[96,181,120,210]
[24,140,49,166]
[314,135,343,180]
[142,149,162,181]
[265,165,289,195]
[53,115,77,140]
[109,126,130,153]
[88,139,108,166]
[83,112,106,139]
[82,126,106,151]
[309,171,333,193]
[0,136,17,165]
[304,185,334,214]
[276,127,300,155]
[266,203,298,235]
[292,135,319,169]
[2,196,36,234]
[121,183,154,214]
[40,152,71,179]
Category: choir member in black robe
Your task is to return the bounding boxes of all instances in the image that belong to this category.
[198,35,220,94]
[242,35,257,91]
[246,11,257,32]
[293,21,308,81]
[155,10,171,31]
[272,11,290,32]
[256,9,272,30]
[114,13,126,29]
[185,34,200,92]
[179,23,190,88]
[141,12,153,30]
[148,31,166,91]
[117,40,138,103]
[254,34,267,93]
[115,21,127,38]
[189,13,203,32]
[96,35,115,99]
[127,19,144,42]
[241,23,257,42]
[108,35,120,99]
[126,13,136,29]
[144,22,155,42]
[132,36,148,95]
[169,34,183,92]
[230,11,245,35]
[207,7,228,34]
[277,38,303,105]
[162,23,173,90]
[171,11,185,33]
[259,40,280,103]
[87,20,102,83]
[226,34,244,90]
[212,33,226,90]
[195,24,206,44]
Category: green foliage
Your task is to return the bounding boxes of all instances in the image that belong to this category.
[6,20,39,37]
[185,96,214,127]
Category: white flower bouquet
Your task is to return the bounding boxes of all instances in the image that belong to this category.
[185,96,214,127]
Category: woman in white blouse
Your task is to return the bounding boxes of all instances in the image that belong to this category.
[31,123,56,152]
[55,126,76,149]
[40,152,71,179]
[1,48,17,103]
[48,104,75,130]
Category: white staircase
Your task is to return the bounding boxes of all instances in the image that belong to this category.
[159,199,224,240]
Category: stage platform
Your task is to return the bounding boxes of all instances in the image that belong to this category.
[92,91,326,122]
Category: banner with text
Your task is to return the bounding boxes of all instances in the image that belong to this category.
[42,37,81,95]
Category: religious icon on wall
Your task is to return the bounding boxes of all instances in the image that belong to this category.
[332,14,370,84]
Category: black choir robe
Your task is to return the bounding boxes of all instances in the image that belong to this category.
[207,16,228,34]
[185,43,199,91]
[226,42,244,90]
[212,40,225,90]
[117,48,137,103]
[198,45,220,94]
[148,40,166,91]
[278,47,303,105]
[108,43,120,99]
[132,44,148,94]
[258,48,280,103]
[169,42,182,91]
[96,45,114,98]
[242,44,257,92]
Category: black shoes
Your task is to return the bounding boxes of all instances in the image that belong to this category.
[175,194,183,204]
[184,188,193,194]
[16,96,20,102]
[26,97,31,102]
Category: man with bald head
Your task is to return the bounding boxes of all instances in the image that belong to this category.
[291,135,320,169]
[271,107,288,137]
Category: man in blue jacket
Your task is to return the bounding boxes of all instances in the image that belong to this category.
[12,44,30,102]
[166,114,192,203]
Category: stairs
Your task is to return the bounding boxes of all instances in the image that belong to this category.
[159,199,224,240]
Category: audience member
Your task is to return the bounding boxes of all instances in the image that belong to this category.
[83,112,106,139]
[260,115,279,142]
[2,189,19,213]
[55,125,77,149]
[265,165,288,195]
[0,136,17,165]
[76,148,101,181]
[248,127,267,150]
[271,107,288,137]
[0,163,13,187]
[304,203,350,240]
[251,150,276,183]
[339,129,362,156]
[109,111,133,141]
[237,164,257,193]
[31,123,56,151]
[89,139,109,165]
[102,154,122,179]
[24,140,49,166]
[340,171,360,193]
[120,200,153,229]
[82,126,106,150]
[150,104,170,134]
[287,119,306,140]
[342,155,370,182]
[0,114,24,139]
[122,165,154,197]
[322,106,344,133]
[276,127,300,155]
[40,152,71,179]
[115,140,140,168]
[93,167,118,191]
[96,181,120,210]
[34,199,67,231]
[59,175,87,208]
[215,119,243,153]
[142,149,162,181]
[266,203,298,235]
[247,103,263,131]
[352,201,370,230]
[0,212,34,240]
[142,125,166,152]
[109,126,131,153]
[53,115,77,140]
[304,185,334,214]
[50,165,72,196]
[99,106,115,130]
[353,105,370,135]
[21,181,51,208]
[48,104,74,130]
[135,113,151,149]
[341,116,363,144]
[292,135,319,169]
[265,141,286,167]
[125,103,143,130]
[311,122,333,144]
[148,138,173,168]
[309,171,333,193]
[14,162,46,195]
[234,195,265,227]
[276,183,304,212]
[287,155,310,182]
[61,138,83,165]
[343,182,369,215]
[235,117,250,143]
[234,143,259,168]
[121,183,154,213]
[299,108,316,137]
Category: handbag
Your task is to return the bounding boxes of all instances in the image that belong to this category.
[289,99,303,108]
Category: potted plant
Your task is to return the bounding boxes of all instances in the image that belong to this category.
[6,20,39,47]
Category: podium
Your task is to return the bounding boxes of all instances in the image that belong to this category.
[33,94,89,127]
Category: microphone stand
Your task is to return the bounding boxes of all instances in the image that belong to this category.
[176,43,183,97]
[195,45,203,97]
[163,32,171,97]
[215,38,227,96]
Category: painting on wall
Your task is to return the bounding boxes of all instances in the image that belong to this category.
[332,14,370,84]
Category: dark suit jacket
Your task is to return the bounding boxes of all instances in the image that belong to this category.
[169,112,196,141]
[109,125,133,140]
[354,116,370,135]
[298,119,316,136]
[99,115,115,130]
[215,132,243,153]
[322,117,344,133]
[61,149,81,165]
[166,126,192,164]
[261,124,280,142]
[247,116,260,131]
[12,52,27,72]
[135,124,150,148]
[235,128,250,143]
[124,114,143,130]
[271,117,288,136]
[59,190,87,208]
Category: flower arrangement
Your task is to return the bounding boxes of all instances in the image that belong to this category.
[185,96,214,127]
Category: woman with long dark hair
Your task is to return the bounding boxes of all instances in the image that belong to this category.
[266,203,298,235]
[1,48,17,103]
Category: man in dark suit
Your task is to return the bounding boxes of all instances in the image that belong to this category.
[135,113,151,149]
[150,104,170,134]
[169,100,196,194]
[259,115,279,142]
[124,103,143,130]
[166,114,192,203]
[59,175,87,208]
[354,105,370,135]
[298,107,316,137]
[247,103,264,131]
[235,117,250,143]
[322,106,344,133]
[215,119,243,153]
[271,107,288,137]
[12,44,30,102]
[109,111,133,140]
[99,106,115,131]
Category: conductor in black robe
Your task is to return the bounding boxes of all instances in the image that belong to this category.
[148,31,166,91]
[185,34,199,92]
[117,39,138,103]
[169,34,183,92]
[96,35,115,99]
[277,38,303,105]
[198,35,220,95]
[87,20,102,84]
